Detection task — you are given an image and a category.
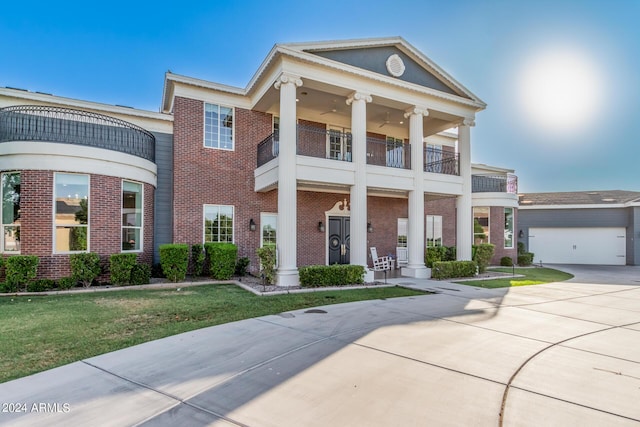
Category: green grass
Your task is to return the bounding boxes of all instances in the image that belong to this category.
[455,267,574,289]
[0,284,425,383]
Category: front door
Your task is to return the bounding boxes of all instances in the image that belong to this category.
[328,216,350,264]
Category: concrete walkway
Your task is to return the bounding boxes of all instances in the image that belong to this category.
[1,265,639,426]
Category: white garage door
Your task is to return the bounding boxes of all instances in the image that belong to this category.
[529,227,626,265]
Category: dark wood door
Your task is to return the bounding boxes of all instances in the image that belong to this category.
[328,217,350,264]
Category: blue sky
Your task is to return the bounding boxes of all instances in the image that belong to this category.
[2,0,638,192]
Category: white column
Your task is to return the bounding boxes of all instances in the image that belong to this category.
[346,92,372,272]
[274,73,302,286]
[456,118,474,261]
[402,107,429,279]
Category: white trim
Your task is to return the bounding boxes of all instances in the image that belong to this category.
[0,142,157,187]
[324,199,351,265]
[121,180,144,254]
[0,171,21,253]
[53,172,90,254]
[504,207,514,249]
[260,212,278,248]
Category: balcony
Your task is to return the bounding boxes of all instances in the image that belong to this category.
[0,105,156,162]
[424,146,459,176]
[472,174,518,193]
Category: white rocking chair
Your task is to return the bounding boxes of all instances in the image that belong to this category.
[370,247,391,283]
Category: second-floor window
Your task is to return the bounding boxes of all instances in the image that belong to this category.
[204,103,233,150]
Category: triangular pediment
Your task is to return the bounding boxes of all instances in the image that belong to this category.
[281,37,475,100]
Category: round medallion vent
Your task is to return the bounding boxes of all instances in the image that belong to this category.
[386,54,406,77]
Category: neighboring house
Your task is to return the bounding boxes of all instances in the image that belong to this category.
[0,36,520,285]
[518,190,640,266]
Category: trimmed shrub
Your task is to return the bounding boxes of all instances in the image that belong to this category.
[500,256,514,267]
[0,282,7,293]
[191,244,205,276]
[130,263,151,286]
[110,253,138,286]
[256,246,277,285]
[425,246,447,268]
[205,243,237,280]
[299,265,365,287]
[69,252,101,288]
[27,279,56,293]
[432,261,477,280]
[473,244,495,273]
[517,253,534,266]
[58,277,77,290]
[160,244,189,282]
[235,257,250,277]
[5,255,39,292]
[517,241,527,254]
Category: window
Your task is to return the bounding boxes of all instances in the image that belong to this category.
[261,213,277,247]
[425,144,442,173]
[327,128,352,161]
[386,137,404,168]
[426,215,443,247]
[204,103,233,150]
[1,172,20,253]
[122,181,143,251]
[473,207,490,245]
[397,218,407,247]
[204,205,234,243]
[55,173,89,253]
[504,208,514,248]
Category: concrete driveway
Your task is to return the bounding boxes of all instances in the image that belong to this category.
[1,265,639,426]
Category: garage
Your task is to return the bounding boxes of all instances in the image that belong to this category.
[528,227,626,265]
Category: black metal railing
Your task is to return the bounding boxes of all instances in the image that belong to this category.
[366,136,411,169]
[0,105,156,162]
[424,147,459,176]
[472,174,518,193]
[297,124,352,161]
[257,131,279,167]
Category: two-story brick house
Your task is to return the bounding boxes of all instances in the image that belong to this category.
[0,37,518,285]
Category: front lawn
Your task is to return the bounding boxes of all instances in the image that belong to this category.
[0,284,425,383]
[455,267,574,289]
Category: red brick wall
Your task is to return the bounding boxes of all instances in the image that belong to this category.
[425,197,457,247]
[490,206,517,264]
[5,170,154,281]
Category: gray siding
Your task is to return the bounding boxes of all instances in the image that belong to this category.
[152,131,173,263]
[518,207,637,265]
[314,47,462,97]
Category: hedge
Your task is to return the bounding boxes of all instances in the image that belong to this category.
[160,244,189,282]
[110,253,138,286]
[472,244,495,273]
[27,279,56,293]
[130,263,151,285]
[191,244,205,276]
[431,261,477,280]
[70,252,101,288]
[256,246,277,285]
[5,255,39,292]
[299,265,365,287]
[204,243,237,280]
[425,246,456,268]
[500,256,514,267]
[517,253,534,266]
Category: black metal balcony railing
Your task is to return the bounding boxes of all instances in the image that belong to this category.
[257,131,279,166]
[472,174,518,193]
[366,136,411,169]
[0,105,156,162]
[424,147,460,176]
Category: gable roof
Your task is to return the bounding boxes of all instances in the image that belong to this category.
[519,190,640,208]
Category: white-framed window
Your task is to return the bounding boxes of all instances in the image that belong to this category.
[504,207,514,248]
[204,102,234,150]
[260,213,277,247]
[386,136,405,168]
[426,215,443,247]
[122,181,143,252]
[54,173,89,253]
[327,127,352,161]
[1,172,20,253]
[473,207,490,245]
[397,218,408,248]
[204,205,234,243]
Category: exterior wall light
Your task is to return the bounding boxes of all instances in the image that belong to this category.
[367,222,373,233]
[249,218,256,231]
[518,229,524,238]
[318,221,325,232]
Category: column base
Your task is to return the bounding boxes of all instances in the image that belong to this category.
[401,266,431,279]
[363,268,375,283]
[276,268,300,287]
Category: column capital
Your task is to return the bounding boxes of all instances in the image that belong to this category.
[346,91,372,105]
[461,117,476,127]
[404,106,429,119]
[274,73,303,90]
